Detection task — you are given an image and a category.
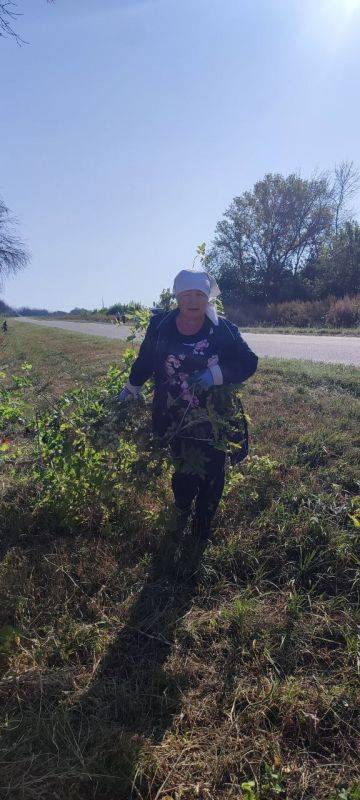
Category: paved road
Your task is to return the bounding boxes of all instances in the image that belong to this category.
[14,316,133,340]
[243,331,359,367]
[14,317,360,366]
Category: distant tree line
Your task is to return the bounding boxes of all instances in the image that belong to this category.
[66,302,143,320]
[17,306,51,317]
[10,303,144,320]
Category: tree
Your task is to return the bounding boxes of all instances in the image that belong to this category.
[208,173,334,303]
[156,288,176,311]
[303,221,360,298]
[0,196,29,290]
[332,161,360,235]
[0,298,14,315]
[107,301,142,316]
[18,306,49,316]
[302,163,360,298]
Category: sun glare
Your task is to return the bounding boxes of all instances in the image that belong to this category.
[330,0,360,15]
[303,0,360,51]
[341,0,360,11]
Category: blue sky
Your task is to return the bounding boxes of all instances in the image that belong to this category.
[1,0,360,311]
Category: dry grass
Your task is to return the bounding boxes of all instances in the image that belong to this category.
[0,325,359,800]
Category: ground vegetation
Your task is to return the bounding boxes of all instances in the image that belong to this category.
[0,323,359,799]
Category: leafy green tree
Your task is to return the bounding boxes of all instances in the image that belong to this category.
[156,288,176,311]
[303,221,360,298]
[107,302,142,316]
[208,173,334,303]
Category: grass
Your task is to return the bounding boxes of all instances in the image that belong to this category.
[1,319,127,398]
[259,357,360,397]
[0,324,359,800]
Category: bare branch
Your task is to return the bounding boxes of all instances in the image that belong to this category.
[333,160,360,234]
[0,1,54,45]
[0,197,29,291]
[0,1,25,44]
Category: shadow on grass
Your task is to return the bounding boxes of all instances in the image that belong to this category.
[71,525,209,797]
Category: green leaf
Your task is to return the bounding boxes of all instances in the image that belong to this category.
[349,514,360,529]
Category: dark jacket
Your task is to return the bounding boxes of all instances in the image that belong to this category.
[129,309,258,460]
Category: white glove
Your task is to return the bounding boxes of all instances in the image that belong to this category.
[114,381,142,403]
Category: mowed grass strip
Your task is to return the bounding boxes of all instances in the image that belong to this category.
[1,319,127,398]
[0,324,359,800]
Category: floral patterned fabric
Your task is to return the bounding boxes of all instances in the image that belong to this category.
[159,318,220,443]
[128,309,258,461]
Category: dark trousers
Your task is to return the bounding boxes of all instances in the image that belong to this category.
[170,438,226,520]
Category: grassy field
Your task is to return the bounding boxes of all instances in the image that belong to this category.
[0,323,359,800]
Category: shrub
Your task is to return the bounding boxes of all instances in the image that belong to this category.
[265,298,332,327]
[326,295,360,327]
[224,303,269,326]
[225,295,360,328]
[17,307,51,317]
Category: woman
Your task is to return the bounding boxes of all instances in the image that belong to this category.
[117,270,258,539]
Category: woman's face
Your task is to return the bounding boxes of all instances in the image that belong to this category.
[177,290,208,321]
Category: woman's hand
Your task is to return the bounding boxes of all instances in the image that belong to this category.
[187,368,214,391]
[114,382,142,403]
[114,387,134,403]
